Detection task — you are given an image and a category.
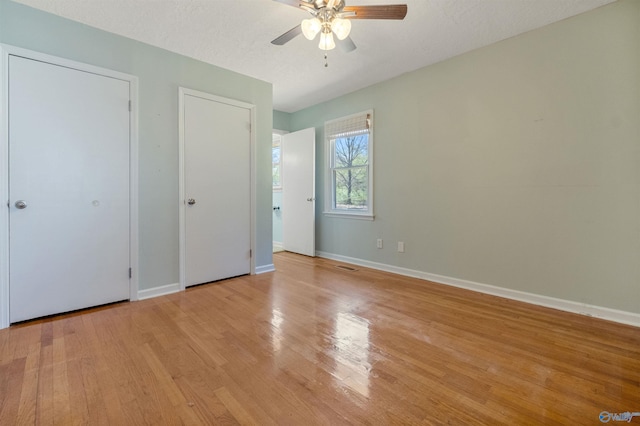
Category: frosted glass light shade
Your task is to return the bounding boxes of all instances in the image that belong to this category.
[301,18,322,40]
[331,18,351,40]
[319,31,336,50]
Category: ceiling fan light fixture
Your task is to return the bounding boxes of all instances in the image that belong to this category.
[301,18,322,40]
[319,31,336,50]
[330,18,351,40]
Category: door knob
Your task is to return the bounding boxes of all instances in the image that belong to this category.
[187,198,196,205]
[15,200,27,209]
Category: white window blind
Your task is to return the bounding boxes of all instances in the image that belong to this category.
[325,113,371,139]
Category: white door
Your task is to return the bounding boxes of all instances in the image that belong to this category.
[9,55,131,323]
[282,128,316,257]
[181,91,251,287]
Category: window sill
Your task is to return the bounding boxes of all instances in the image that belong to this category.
[323,211,375,221]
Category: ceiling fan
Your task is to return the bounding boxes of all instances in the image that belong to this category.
[271,0,408,53]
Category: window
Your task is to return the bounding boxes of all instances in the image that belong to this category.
[325,110,373,219]
[272,132,282,190]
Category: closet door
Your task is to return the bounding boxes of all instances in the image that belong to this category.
[9,55,131,323]
[181,90,251,286]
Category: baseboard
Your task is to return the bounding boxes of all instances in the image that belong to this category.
[137,282,180,300]
[273,241,284,252]
[316,251,640,328]
[137,264,277,300]
[255,264,275,274]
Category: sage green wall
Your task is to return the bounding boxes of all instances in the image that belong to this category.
[0,0,274,289]
[290,0,639,314]
[273,110,291,132]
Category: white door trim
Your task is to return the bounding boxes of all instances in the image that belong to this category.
[178,87,256,291]
[0,44,139,329]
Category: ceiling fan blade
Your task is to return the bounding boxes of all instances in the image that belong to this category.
[343,5,408,20]
[273,0,309,8]
[272,0,316,13]
[271,25,302,45]
[337,36,357,53]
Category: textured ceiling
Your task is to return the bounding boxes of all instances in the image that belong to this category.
[14,0,616,113]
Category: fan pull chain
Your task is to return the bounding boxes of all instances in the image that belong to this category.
[324,53,328,68]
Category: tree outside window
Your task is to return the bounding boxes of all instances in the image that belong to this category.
[333,135,368,209]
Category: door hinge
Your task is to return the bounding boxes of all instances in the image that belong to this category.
[129,268,132,279]
[128,100,132,112]
[250,249,252,258]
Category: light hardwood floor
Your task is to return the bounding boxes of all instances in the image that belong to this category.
[1,252,638,425]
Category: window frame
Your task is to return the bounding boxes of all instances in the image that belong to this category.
[324,110,374,220]
[272,130,286,191]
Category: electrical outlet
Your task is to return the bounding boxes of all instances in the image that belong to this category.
[397,241,405,253]
[377,239,383,249]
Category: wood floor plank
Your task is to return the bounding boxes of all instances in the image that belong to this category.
[51,356,71,424]
[0,252,638,424]
[35,342,54,426]
[0,357,26,424]
[15,347,39,425]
